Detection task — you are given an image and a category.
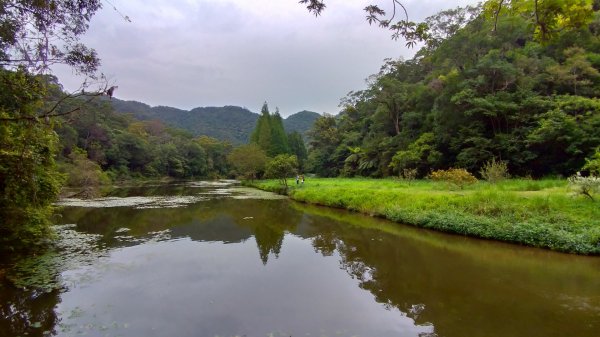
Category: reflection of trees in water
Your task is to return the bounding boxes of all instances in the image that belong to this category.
[231,200,302,265]
[294,203,600,337]
[311,233,339,257]
[0,286,60,337]
[0,224,109,337]
[253,225,284,265]
[61,197,305,265]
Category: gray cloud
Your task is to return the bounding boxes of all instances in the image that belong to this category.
[54,0,480,116]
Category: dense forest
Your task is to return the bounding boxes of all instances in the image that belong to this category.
[110,99,320,144]
[52,84,232,183]
[307,1,600,179]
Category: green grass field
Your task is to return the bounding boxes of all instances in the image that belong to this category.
[246,178,600,255]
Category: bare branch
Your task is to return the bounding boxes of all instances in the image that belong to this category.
[0,78,113,122]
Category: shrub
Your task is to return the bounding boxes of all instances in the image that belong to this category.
[568,172,600,201]
[479,158,510,183]
[583,148,600,175]
[401,168,418,185]
[430,168,478,189]
[265,154,298,188]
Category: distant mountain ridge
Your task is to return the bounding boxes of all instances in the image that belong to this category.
[110,98,320,144]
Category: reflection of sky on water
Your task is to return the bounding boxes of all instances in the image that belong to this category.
[56,236,432,337]
[4,181,600,337]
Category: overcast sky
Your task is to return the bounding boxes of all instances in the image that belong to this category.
[54,0,479,116]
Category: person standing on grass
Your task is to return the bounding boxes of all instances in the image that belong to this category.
[301,174,305,185]
[296,175,300,185]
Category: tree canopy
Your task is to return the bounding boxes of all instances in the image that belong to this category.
[306,1,600,178]
[251,102,291,157]
[0,0,102,75]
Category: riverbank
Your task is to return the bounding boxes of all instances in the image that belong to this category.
[246,178,600,255]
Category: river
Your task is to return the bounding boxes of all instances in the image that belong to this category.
[1,181,599,337]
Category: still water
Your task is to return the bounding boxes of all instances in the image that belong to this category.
[1,181,599,337]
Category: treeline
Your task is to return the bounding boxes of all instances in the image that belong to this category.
[50,83,232,185]
[55,95,310,188]
[225,103,308,187]
[249,102,308,170]
[307,2,600,178]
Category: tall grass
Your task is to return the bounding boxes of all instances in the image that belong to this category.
[246,178,600,255]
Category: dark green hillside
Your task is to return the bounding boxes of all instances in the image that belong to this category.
[111,98,317,144]
[110,99,257,144]
[186,106,259,144]
[283,110,321,139]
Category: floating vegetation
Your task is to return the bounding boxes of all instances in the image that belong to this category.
[55,182,285,210]
[198,188,233,196]
[113,235,144,244]
[228,187,287,200]
[6,225,107,292]
[145,229,172,242]
[187,180,238,188]
[5,225,176,292]
[56,195,205,209]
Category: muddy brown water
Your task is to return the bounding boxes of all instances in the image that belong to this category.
[1,181,599,337]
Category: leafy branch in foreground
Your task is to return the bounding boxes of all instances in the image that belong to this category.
[1,1,107,257]
[303,0,595,46]
[0,0,102,76]
[300,0,428,47]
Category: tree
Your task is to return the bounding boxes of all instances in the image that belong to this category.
[270,108,291,156]
[583,147,600,175]
[251,102,273,155]
[1,1,104,255]
[303,1,594,46]
[306,114,341,177]
[227,144,268,180]
[250,103,291,157]
[0,70,63,253]
[197,136,232,177]
[0,0,102,75]
[265,154,299,188]
[287,131,308,171]
[304,2,600,180]
[389,133,441,177]
[483,0,594,42]
[60,148,109,198]
[546,47,600,95]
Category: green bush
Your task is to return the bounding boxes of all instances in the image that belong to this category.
[480,158,510,183]
[430,168,478,189]
[265,154,298,188]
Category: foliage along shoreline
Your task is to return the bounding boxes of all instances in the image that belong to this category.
[246,178,600,255]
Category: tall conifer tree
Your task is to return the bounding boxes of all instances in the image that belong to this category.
[251,102,273,155]
[270,108,291,156]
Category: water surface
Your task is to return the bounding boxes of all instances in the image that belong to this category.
[1,181,599,337]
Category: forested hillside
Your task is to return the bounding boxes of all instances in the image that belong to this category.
[282,110,321,140]
[53,88,232,184]
[111,99,319,144]
[307,2,600,178]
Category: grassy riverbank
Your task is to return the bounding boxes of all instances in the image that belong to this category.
[246,178,600,255]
